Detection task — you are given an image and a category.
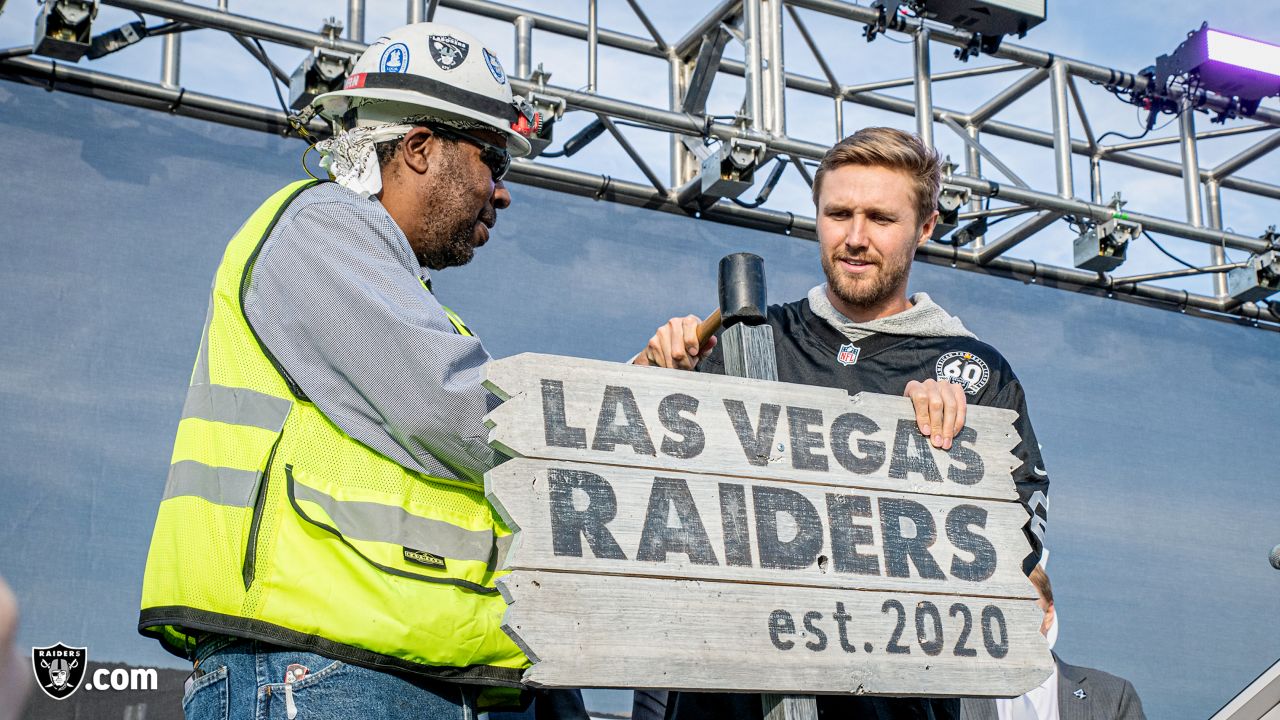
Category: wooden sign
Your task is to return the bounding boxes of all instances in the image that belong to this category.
[484,353,1052,697]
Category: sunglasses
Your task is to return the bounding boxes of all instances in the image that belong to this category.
[426,123,511,182]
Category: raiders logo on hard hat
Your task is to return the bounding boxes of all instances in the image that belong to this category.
[428,34,469,71]
[32,643,88,700]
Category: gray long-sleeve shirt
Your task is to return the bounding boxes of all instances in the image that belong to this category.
[244,181,498,484]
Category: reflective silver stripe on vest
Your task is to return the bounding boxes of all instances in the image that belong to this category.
[164,460,261,507]
[181,383,292,432]
[192,300,214,386]
[291,481,497,565]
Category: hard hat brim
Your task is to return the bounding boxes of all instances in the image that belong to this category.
[312,87,533,158]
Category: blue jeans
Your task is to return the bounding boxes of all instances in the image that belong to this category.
[183,637,477,720]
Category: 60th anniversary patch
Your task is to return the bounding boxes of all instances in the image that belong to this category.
[935,351,990,395]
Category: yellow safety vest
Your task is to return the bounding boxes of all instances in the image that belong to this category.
[138,180,527,701]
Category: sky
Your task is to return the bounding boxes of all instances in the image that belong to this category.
[0,0,1277,300]
[1,2,1279,719]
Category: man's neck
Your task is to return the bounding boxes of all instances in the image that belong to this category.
[825,286,913,324]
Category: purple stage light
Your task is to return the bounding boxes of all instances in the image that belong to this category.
[1205,29,1280,78]
[1156,24,1280,108]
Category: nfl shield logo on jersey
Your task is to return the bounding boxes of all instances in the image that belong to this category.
[837,343,860,366]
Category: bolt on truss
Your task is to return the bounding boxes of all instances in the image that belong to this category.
[2,0,1278,330]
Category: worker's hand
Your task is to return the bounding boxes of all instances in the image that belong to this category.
[903,379,967,450]
[633,315,717,370]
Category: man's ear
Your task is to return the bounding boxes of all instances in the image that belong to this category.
[917,209,938,247]
[399,126,436,175]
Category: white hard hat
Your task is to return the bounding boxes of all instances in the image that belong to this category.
[312,22,535,157]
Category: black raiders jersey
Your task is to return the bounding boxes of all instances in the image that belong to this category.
[697,298,1049,572]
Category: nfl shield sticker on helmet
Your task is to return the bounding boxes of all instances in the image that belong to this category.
[429,34,469,71]
[935,350,991,395]
[379,42,410,73]
[482,48,507,84]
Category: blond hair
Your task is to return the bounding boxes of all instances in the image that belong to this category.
[811,127,942,228]
[1029,565,1054,606]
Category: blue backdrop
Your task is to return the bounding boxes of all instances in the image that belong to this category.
[1,80,1277,718]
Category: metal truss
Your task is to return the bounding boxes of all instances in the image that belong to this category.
[2,0,1279,331]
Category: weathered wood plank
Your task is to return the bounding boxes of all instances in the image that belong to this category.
[486,458,1036,599]
[484,353,1021,501]
[499,571,1053,696]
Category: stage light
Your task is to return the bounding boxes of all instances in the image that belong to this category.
[931,184,970,240]
[1226,250,1280,303]
[948,216,986,247]
[288,19,352,111]
[1073,219,1138,272]
[1155,24,1280,116]
[699,138,767,201]
[33,0,97,62]
[870,0,1045,56]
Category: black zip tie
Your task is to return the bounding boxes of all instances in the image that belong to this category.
[595,174,612,201]
[168,87,185,113]
[784,211,795,235]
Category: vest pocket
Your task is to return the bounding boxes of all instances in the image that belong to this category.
[241,433,283,590]
[283,464,501,595]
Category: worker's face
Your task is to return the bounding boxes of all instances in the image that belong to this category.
[416,128,512,270]
[816,164,936,317]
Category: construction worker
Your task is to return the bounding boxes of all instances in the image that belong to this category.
[138,22,563,718]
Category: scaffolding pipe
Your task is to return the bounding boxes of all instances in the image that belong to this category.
[3,52,1272,331]
[786,0,1280,127]
[846,62,1023,96]
[346,0,365,42]
[965,124,984,247]
[1211,131,1280,180]
[975,211,1061,264]
[514,15,533,78]
[1205,179,1228,298]
[743,0,765,128]
[1102,123,1271,154]
[674,0,743,58]
[408,0,424,23]
[587,0,598,93]
[1180,99,1204,228]
[160,2,181,88]
[94,0,1280,201]
[763,0,786,135]
[914,27,933,149]
[1049,61,1072,198]
[968,68,1047,126]
[669,56,692,187]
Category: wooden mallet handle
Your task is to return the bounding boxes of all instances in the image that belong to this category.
[696,309,723,346]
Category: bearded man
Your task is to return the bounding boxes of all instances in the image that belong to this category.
[638,126,1051,720]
